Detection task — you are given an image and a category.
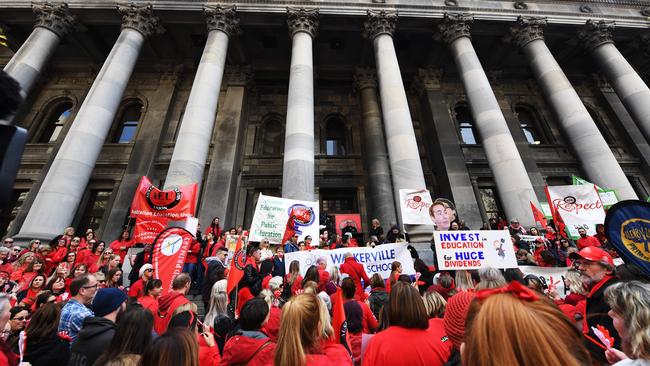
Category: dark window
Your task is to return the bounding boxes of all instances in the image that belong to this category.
[113,102,143,143]
[77,190,111,233]
[38,101,73,143]
[0,190,28,237]
[514,106,545,145]
[454,104,478,144]
[320,189,357,214]
[325,117,347,156]
[258,117,284,155]
[586,106,614,145]
[479,187,504,219]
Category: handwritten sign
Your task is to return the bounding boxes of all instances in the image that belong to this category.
[249,194,320,244]
[433,230,518,270]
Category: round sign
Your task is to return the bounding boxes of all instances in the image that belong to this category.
[160,234,184,256]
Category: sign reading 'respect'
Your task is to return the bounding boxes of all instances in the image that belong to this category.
[433,230,518,270]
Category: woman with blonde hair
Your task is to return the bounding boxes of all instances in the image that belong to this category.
[454,270,474,291]
[475,267,506,290]
[275,293,352,366]
[563,268,587,306]
[286,260,303,296]
[203,280,233,353]
[423,291,447,319]
[604,281,650,365]
[462,281,591,366]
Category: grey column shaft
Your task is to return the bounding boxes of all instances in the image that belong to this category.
[522,39,637,199]
[449,36,540,226]
[17,28,147,240]
[593,43,650,144]
[199,78,248,229]
[3,27,60,100]
[357,80,398,228]
[164,30,229,190]
[282,30,315,201]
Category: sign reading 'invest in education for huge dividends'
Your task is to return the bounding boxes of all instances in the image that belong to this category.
[433,230,518,270]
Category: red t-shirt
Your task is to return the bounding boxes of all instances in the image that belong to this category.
[138,295,158,314]
[109,239,135,262]
[128,279,145,298]
[362,325,451,366]
[577,236,601,250]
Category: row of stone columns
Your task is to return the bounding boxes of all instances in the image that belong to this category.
[7,4,648,240]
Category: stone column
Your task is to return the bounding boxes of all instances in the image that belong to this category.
[353,68,398,229]
[282,8,318,201]
[198,66,252,228]
[579,20,650,144]
[164,5,240,191]
[3,3,75,101]
[439,14,540,227]
[16,4,162,241]
[363,11,430,237]
[511,17,637,199]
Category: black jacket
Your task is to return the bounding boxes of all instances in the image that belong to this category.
[24,335,70,366]
[239,263,262,296]
[584,276,621,364]
[129,249,151,284]
[202,259,226,304]
[68,317,116,366]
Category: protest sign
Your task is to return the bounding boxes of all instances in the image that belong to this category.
[433,230,518,270]
[399,189,434,225]
[546,184,605,239]
[151,227,194,296]
[519,266,569,299]
[249,194,319,244]
[605,200,650,276]
[130,176,197,219]
[334,214,362,237]
[284,243,414,278]
[572,175,618,209]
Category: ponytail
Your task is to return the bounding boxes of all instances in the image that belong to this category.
[274,294,321,366]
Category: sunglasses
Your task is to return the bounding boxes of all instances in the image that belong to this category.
[145,269,154,272]
[12,316,27,321]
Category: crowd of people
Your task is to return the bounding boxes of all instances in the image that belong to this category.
[0,214,647,366]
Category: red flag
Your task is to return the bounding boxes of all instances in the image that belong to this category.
[151,227,194,296]
[226,232,248,296]
[544,186,568,238]
[280,214,297,247]
[133,217,168,244]
[529,202,548,228]
[331,288,350,353]
[130,176,198,219]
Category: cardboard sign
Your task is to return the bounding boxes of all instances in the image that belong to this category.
[399,189,434,225]
[249,194,320,244]
[546,184,605,239]
[433,230,518,270]
[284,243,415,278]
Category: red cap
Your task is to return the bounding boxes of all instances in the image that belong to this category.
[569,246,614,268]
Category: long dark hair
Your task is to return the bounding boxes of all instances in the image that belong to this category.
[25,303,61,342]
[302,265,319,287]
[94,306,153,366]
[107,267,122,288]
[139,327,198,366]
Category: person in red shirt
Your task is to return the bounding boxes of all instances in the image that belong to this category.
[204,217,222,241]
[154,273,192,334]
[220,298,276,366]
[316,257,330,292]
[128,264,154,299]
[341,278,378,334]
[138,278,162,315]
[340,253,370,300]
[183,239,201,285]
[576,228,601,250]
[109,229,135,263]
[362,282,451,366]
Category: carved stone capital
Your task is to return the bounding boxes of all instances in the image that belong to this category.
[118,3,163,38]
[591,73,614,92]
[510,16,547,49]
[362,10,397,40]
[353,68,377,91]
[225,65,254,87]
[578,20,615,52]
[287,8,319,38]
[32,2,75,39]
[204,5,241,37]
[411,68,442,95]
[438,13,473,44]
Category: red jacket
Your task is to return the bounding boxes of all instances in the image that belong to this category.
[185,241,201,264]
[109,239,135,262]
[154,291,190,334]
[362,325,451,366]
[138,295,158,314]
[340,257,370,300]
[577,236,601,250]
[261,306,281,342]
[198,334,221,366]
[345,299,378,334]
[219,334,275,366]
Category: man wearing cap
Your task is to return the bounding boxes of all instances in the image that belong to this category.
[59,274,98,343]
[68,288,127,366]
[570,246,621,363]
[127,263,154,299]
[576,227,601,250]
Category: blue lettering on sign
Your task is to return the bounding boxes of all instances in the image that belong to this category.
[454,251,485,260]
[330,253,345,264]
[439,232,480,242]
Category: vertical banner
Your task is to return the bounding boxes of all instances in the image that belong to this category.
[432,230,518,270]
[334,214,362,236]
[151,227,194,296]
[398,189,434,225]
[546,184,605,239]
[249,194,320,244]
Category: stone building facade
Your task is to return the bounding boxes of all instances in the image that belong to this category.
[1,0,650,243]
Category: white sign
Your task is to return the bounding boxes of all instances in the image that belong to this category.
[546,184,605,239]
[519,266,570,299]
[249,194,320,244]
[284,243,415,279]
[433,230,518,270]
[399,189,434,225]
